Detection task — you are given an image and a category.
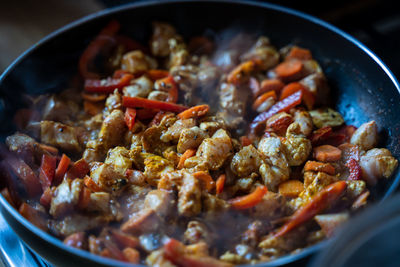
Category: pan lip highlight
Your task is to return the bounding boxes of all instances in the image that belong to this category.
[0,1,399,266]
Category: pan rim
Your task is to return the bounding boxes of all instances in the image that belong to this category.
[0,0,399,266]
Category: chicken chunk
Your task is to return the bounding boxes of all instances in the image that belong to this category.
[98,109,127,151]
[104,146,133,176]
[218,82,250,128]
[121,50,157,73]
[282,136,312,166]
[196,129,233,170]
[241,36,280,70]
[144,189,174,217]
[299,73,330,106]
[150,22,182,57]
[123,76,153,98]
[258,137,290,191]
[350,121,378,151]
[161,119,196,143]
[90,163,127,192]
[50,214,110,237]
[121,209,161,234]
[249,192,287,219]
[177,126,208,153]
[359,148,398,185]
[309,108,344,129]
[184,221,214,245]
[142,125,170,155]
[40,121,84,153]
[291,110,313,136]
[50,179,83,219]
[231,145,263,177]
[104,90,122,114]
[143,154,174,186]
[178,172,202,217]
[170,64,199,104]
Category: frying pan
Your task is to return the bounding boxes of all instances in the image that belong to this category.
[1,1,400,266]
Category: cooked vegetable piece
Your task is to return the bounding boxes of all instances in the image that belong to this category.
[228,186,268,210]
[314,145,342,162]
[39,154,56,191]
[84,74,134,94]
[123,96,188,113]
[346,158,362,180]
[216,174,226,194]
[274,181,347,237]
[178,104,210,119]
[304,161,335,175]
[178,149,197,169]
[278,180,304,198]
[274,59,303,82]
[124,108,137,130]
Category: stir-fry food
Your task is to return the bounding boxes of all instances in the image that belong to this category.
[1,21,398,266]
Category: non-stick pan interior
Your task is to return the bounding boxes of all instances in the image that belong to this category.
[1,1,400,266]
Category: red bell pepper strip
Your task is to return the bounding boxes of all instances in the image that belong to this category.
[274,181,347,237]
[77,187,91,210]
[136,108,160,120]
[65,159,90,180]
[39,187,54,209]
[84,176,102,192]
[111,229,140,249]
[123,96,188,113]
[164,239,233,267]
[79,20,120,79]
[54,154,71,185]
[124,108,137,130]
[228,186,268,210]
[310,126,332,145]
[346,158,362,180]
[250,90,303,135]
[39,154,56,191]
[84,73,133,94]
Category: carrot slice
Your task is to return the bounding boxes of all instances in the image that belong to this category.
[314,145,342,162]
[286,46,313,60]
[258,79,285,97]
[280,82,305,100]
[227,60,260,84]
[216,174,226,194]
[54,154,71,185]
[228,186,268,210]
[122,247,140,264]
[177,104,210,120]
[274,181,347,237]
[274,59,304,82]
[193,171,215,192]
[111,229,140,249]
[39,154,57,191]
[252,90,277,111]
[177,149,196,169]
[19,203,47,231]
[278,180,304,198]
[310,127,333,145]
[39,187,54,209]
[84,176,102,192]
[304,161,336,175]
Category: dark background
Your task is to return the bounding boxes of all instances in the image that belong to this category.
[1,0,400,78]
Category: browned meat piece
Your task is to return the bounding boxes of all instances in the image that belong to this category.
[249,192,287,219]
[5,132,50,166]
[359,148,398,185]
[104,146,133,176]
[121,50,157,73]
[282,136,312,166]
[258,227,307,257]
[202,193,230,217]
[104,90,122,114]
[177,126,208,153]
[150,22,182,57]
[90,163,127,193]
[98,109,127,150]
[143,154,174,186]
[350,121,378,151]
[196,129,233,170]
[184,220,214,245]
[218,82,250,129]
[148,91,169,102]
[50,178,83,219]
[121,209,160,234]
[142,125,170,155]
[170,65,199,104]
[82,140,104,163]
[241,36,279,70]
[178,172,202,217]
[120,185,152,221]
[40,121,85,153]
[64,232,88,250]
[144,189,175,217]
[315,212,349,237]
[50,214,110,237]
[242,221,266,248]
[123,76,153,98]
[42,95,79,123]
[160,119,196,143]
[231,145,263,177]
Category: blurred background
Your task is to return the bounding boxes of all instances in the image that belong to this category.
[1,0,400,77]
